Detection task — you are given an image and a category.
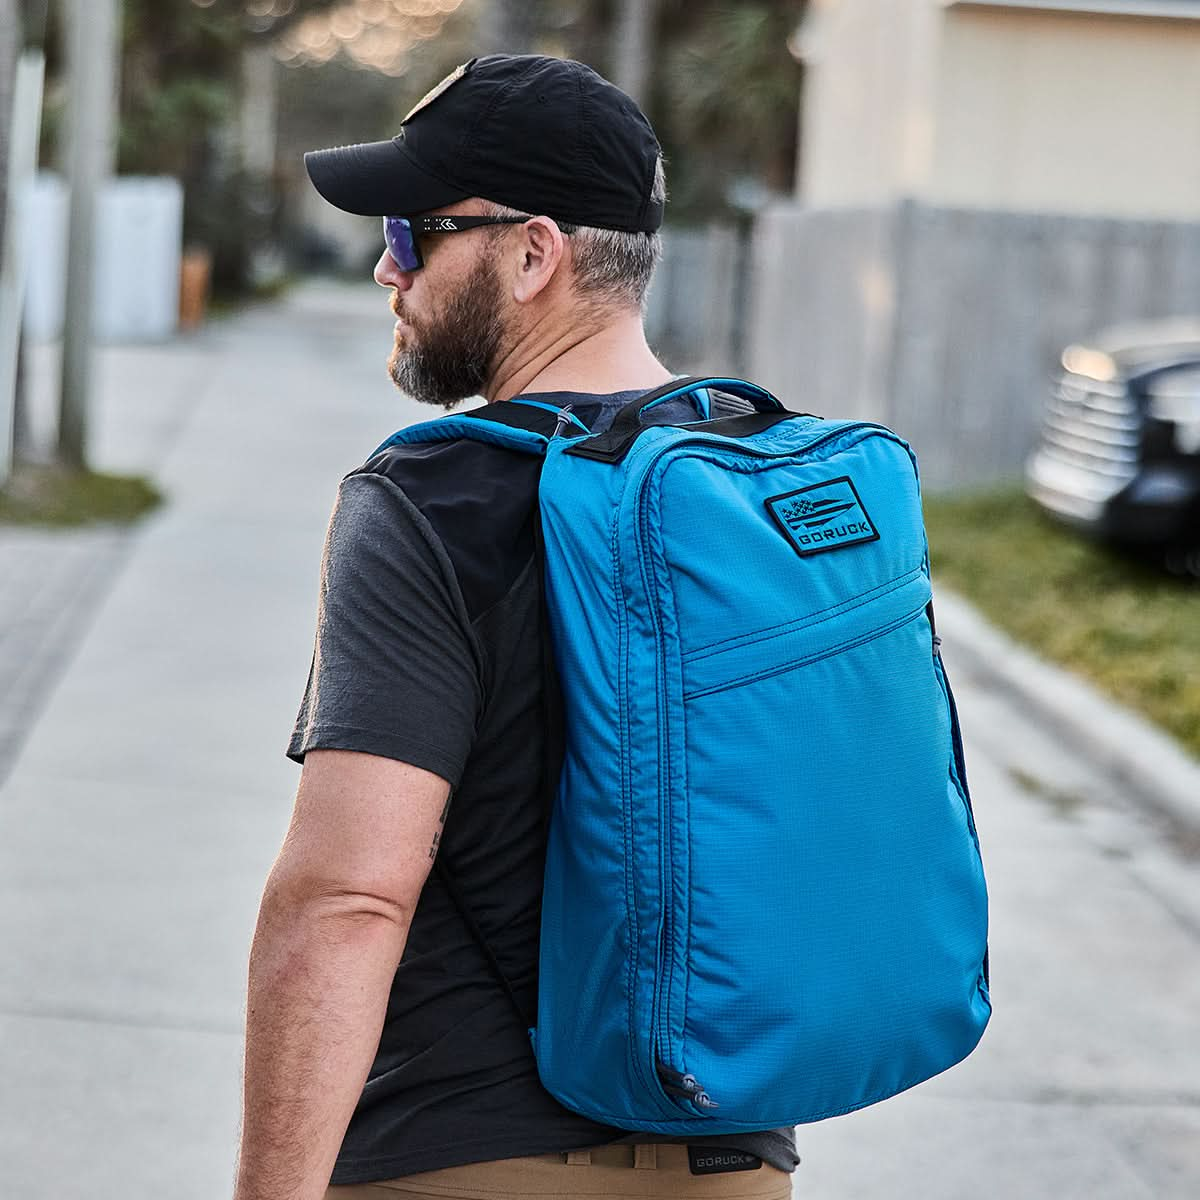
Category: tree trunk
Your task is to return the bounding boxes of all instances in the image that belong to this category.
[612,0,657,110]
[238,43,282,288]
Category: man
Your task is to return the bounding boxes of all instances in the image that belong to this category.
[235,54,798,1200]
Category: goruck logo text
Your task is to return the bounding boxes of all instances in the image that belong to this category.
[765,476,879,557]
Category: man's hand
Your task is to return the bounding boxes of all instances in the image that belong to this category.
[234,750,451,1200]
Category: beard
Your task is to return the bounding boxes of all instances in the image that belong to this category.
[388,254,506,410]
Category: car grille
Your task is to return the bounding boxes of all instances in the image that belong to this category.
[1040,372,1140,486]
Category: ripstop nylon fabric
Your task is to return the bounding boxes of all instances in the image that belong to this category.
[380,378,990,1137]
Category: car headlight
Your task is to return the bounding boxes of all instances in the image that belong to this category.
[1146,365,1200,454]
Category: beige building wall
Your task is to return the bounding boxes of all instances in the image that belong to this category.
[799,0,1200,220]
[931,6,1200,219]
[798,0,945,204]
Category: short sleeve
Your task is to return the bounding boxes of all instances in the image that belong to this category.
[288,470,484,787]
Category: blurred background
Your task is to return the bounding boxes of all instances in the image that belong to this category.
[0,2,1198,1197]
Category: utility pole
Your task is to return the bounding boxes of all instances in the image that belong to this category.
[57,0,121,470]
[612,0,657,109]
[239,42,281,289]
[0,0,48,486]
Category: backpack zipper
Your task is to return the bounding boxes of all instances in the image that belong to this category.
[682,600,929,701]
[632,418,893,1110]
[656,1061,719,1109]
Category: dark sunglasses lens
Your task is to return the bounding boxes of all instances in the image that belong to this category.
[383,217,421,270]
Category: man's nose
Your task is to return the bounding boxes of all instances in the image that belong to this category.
[374,249,415,290]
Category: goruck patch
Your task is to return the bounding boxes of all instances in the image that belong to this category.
[765,475,880,557]
[402,58,476,124]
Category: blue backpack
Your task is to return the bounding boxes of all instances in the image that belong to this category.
[378,376,991,1134]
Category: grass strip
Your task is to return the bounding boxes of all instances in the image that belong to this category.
[924,488,1200,759]
[0,464,163,527]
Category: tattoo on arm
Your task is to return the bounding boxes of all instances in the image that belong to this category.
[429,792,452,861]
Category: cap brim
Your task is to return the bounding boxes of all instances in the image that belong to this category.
[304,137,469,217]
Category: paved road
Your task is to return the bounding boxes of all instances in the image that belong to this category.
[1,282,1196,1199]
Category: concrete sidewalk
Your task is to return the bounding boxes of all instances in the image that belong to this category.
[1,281,1197,1199]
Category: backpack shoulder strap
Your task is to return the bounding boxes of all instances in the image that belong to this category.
[370,397,580,1034]
[370,398,588,460]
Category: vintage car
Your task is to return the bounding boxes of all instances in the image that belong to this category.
[1026,320,1200,574]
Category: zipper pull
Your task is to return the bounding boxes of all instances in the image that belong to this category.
[657,1064,701,1096]
[927,600,941,658]
[551,404,575,440]
[657,1061,718,1108]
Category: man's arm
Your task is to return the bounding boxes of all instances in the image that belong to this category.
[234,749,451,1200]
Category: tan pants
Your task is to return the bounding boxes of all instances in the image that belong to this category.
[326,1143,793,1199]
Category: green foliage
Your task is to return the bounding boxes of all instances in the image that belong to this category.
[507,0,806,220]
[119,77,231,178]
[36,0,807,289]
[0,465,163,527]
[36,2,353,292]
[659,1,803,216]
[277,46,422,151]
[924,488,1200,757]
[117,0,238,177]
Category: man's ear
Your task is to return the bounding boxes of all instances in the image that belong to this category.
[510,216,567,304]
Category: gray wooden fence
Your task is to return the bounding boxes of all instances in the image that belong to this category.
[744,200,1200,491]
[644,223,748,372]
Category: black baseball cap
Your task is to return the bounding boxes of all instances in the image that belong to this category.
[304,54,664,234]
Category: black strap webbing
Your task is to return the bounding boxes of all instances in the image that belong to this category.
[432,490,562,1037]
[531,503,565,843]
[463,401,563,436]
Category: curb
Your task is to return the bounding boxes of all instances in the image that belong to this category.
[935,589,1200,836]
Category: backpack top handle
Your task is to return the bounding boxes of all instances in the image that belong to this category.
[566,375,799,465]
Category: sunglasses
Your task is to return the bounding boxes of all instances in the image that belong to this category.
[383,213,532,271]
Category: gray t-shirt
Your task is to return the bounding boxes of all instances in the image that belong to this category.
[290,389,799,1184]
